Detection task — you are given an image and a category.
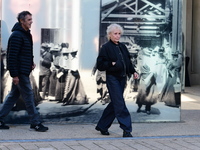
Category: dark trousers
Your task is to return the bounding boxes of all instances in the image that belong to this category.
[0,74,40,125]
[97,75,132,132]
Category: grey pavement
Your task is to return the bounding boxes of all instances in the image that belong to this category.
[1,85,200,150]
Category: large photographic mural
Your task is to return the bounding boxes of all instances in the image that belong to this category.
[0,0,182,124]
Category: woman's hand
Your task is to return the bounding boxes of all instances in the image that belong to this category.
[133,72,139,79]
[112,62,116,66]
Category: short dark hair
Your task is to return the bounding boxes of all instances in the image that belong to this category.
[17,11,32,22]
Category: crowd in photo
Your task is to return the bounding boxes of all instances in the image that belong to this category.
[133,43,182,114]
[39,42,88,106]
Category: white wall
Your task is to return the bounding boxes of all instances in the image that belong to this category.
[1,0,100,70]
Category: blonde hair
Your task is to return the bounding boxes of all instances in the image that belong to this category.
[106,24,124,40]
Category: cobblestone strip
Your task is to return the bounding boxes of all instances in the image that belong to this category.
[1,137,200,150]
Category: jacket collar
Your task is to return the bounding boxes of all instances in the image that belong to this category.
[11,22,30,34]
[109,39,120,46]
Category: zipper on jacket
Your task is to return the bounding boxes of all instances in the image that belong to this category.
[117,46,126,77]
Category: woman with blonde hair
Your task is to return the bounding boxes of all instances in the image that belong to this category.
[95,24,138,137]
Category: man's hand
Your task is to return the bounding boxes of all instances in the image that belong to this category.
[13,77,19,85]
[32,63,36,70]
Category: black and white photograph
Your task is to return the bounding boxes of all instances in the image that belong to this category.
[39,28,89,105]
[0,0,182,124]
[98,0,182,122]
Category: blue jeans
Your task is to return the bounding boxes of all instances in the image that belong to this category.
[97,75,132,132]
[0,74,40,125]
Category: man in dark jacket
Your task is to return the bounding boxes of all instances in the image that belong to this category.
[0,11,48,132]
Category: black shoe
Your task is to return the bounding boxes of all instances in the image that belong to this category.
[146,111,151,115]
[0,121,9,129]
[123,131,133,137]
[61,102,69,106]
[95,126,109,135]
[136,108,141,113]
[30,123,48,132]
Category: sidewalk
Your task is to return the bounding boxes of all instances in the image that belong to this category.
[1,86,200,150]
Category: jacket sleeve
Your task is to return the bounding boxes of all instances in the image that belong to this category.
[96,45,112,71]
[129,61,136,74]
[123,44,137,74]
[7,33,23,77]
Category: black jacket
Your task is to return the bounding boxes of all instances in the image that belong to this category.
[6,22,34,77]
[97,40,136,77]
